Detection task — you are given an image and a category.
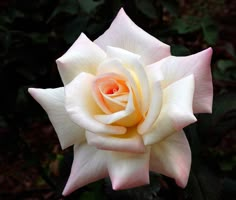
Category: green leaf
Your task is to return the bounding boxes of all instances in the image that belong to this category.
[187,165,221,200]
[47,0,79,22]
[64,16,89,44]
[160,0,179,16]
[171,45,190,56]
[219,156,236,171]
[213,59,236,81]
[79,0,104,14]
[197,93,236,144]
[172,16,201,34]
[135,0,158,19]
[222,178,236,200]
[224,43,236,58]
[217,59,235,72]
[201,17,218,45]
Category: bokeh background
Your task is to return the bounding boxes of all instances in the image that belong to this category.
[0,0,235,199]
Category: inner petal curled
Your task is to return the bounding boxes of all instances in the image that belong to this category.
[92,73,129,113]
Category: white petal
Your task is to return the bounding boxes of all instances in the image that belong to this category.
[143,75,197,145]
[63,144,108,196]
[94,8,170,65]
[97,58,142,114]
[107,147,150,190]
[106,46,150,115]
[28,87,84,149]
[138,82,162,134]
[150,130,191,188]
[65,72,126,135]
[149,48,213,113]
[94,84,134,125]
[92,73,127,114]
[56,33,106,85]
[86,127,145,153]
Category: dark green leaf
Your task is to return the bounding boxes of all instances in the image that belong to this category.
[160,0,179,16]
[224,43,236,58]
[187,165,221,200]
[64,16,89,44]
[217,59,235,72]
[213,59,236,81]
[172,16,201,34]
[201,17,218,45]
[135,0,158,19]
[47,0,79,22]
[79,0,104,14]
[197,93,236,144]
[171,45,190,56]
[222,178,236,200]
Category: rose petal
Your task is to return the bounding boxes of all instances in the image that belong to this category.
[108,147,150,190]
[95,83,141,127]
[147,48,213,113]
[65,72,126,135]
[63,144,108,196]
[28,87,84,149]
[94,8,170,65]
[86,127,146,153]
[138,82,162,134]
[92,73,128,114]
[56,33,106,85]
[106,46,150,116]
[150,130,191,188]
[143,75,196,145]
[97,58,142,114]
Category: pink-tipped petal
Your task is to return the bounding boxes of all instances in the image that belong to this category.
[28,87,84,149]
[86,127,146,153]
[108,147,150,190]
[65,72,126,135]
[154,48,213,113]
[143,75,196,145]
[63,144,108,196]
[150,130,191,188]
[94,8,170,65]
[56,33,106,85]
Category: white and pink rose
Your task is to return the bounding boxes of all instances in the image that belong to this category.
[29,8,213,195]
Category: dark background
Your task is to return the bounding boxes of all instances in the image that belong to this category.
[0,0,235,199]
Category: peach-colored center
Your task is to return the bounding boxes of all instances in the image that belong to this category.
[92,73,129,114]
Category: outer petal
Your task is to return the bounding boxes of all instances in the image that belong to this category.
[94,8,170,65]
[143,75,196,145]
[63,144,108,196]
[108,147,150,190]
[28,87,84,149]
[56,33,106,85]
[150,131,191,188]
[65,72,126,135]
[86,127,146,153]
[147,48,213,113]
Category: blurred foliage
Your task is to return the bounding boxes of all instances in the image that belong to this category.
[0,0,235,199]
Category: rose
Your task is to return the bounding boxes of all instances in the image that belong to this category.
[28,8,213,196]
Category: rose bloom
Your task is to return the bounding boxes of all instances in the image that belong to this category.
[29,8,213,195]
